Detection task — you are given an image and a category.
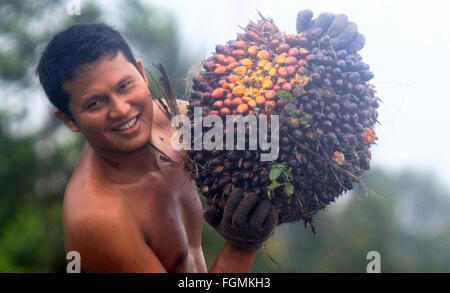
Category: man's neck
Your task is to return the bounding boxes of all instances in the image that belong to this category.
[87,140,161,184]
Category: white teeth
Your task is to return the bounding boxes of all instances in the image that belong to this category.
[115,117,137,131]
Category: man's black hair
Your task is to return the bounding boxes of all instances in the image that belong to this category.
[36,23,140,119]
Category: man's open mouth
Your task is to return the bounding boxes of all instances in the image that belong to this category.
[112,114,140,132]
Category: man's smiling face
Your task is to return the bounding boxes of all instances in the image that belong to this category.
[59,51,153,154]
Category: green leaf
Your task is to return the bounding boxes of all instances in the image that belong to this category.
[269,163,286,181]
[267,181,282,199]
[283,183,294,197]
[269,167,283,181]
[299,114,310,128]
[277,90,292,101]
[282,167,294,183]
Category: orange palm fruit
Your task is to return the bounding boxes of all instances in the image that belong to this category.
[211,88,225,99]
[240,58,253,68]
[248,46,260,57]
[257,50,270,60]
[236,104,249,115]
[255,95,266,106]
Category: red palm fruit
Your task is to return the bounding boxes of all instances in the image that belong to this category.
[287,65,296,75]
[209,110,220,115]
[211,88,225,99]
[232,86,246,97]
[257,50,270,60]
[215,44,227,54]
[223,98,233,108]
[233,40,249,50]
[204,61,216,71]
[240,58,253,68]
[255,95,266,106]
[274,53,288,64]
[270,39,280,49]
[232,49,246,59]
[298,59,307,67]
[192,75,206,84]
[247,46,259,57]
[288,47,300,57]
[231,97,244,107]
[277,43,290,54]
[218,79,228,89]
[282,82,293,91]
[286,34,299,46]
[277,77,287,85]
[246,30,259,40]
[262,79,273,89]
[287,56,298,66]
[263,22,277,33]
[220,107,231,116]
[222,46,232,56]
[225,56,237,64]
[264,90,276,100]
[227,62,240,71]
[212,100,224,110]
[227,75,237,83]
[273,85,281,91]
[278,67,288,78]
[226,93,233,99]
[248,109,255,115]
[214,65,227,75]
[236,104,249,115]
[215,54,226,64]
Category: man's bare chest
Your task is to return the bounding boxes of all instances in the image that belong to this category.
[117,171,204,272]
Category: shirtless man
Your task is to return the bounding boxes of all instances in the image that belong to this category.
[36,24,278,273]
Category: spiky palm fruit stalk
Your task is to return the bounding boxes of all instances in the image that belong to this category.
[185,16,380,228]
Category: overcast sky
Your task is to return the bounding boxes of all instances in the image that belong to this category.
[147,0,450,189]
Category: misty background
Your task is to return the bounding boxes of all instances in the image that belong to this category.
[0,0,448,272]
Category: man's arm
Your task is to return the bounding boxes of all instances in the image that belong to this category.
[209,242,257,273]
[65,202,167,273]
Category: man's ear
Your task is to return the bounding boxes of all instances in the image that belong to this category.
[136,59,149,85]
[54,110,80,133]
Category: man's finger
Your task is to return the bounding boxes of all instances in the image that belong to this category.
[204,206,222,227]
[262,207,280,234]
[337,22,358,45]
[347,33,365,52]
[296,9,314,33]
[223,188,243,223]
[232,193,259,226]
[327,14,348,37]
[311,12,335,32]
[248,200,272,231]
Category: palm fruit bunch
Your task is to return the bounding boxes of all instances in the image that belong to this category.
[185,11,380,228]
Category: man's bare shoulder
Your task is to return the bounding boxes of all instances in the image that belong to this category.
[62,178,166,272]
[63,175,129,245]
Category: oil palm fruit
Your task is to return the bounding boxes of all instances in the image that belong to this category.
[185,13,380,229]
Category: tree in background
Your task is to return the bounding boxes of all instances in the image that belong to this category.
[247,168,450,273]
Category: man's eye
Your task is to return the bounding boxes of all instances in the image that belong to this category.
[87,99,103,109]
[119,81,132,90]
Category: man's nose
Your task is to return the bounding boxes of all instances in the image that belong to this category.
[108,95,131,120]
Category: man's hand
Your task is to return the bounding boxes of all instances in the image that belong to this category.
[296,9,366,52]
[204,188,280,250]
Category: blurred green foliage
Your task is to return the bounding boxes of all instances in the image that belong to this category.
[0,0,449,273]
